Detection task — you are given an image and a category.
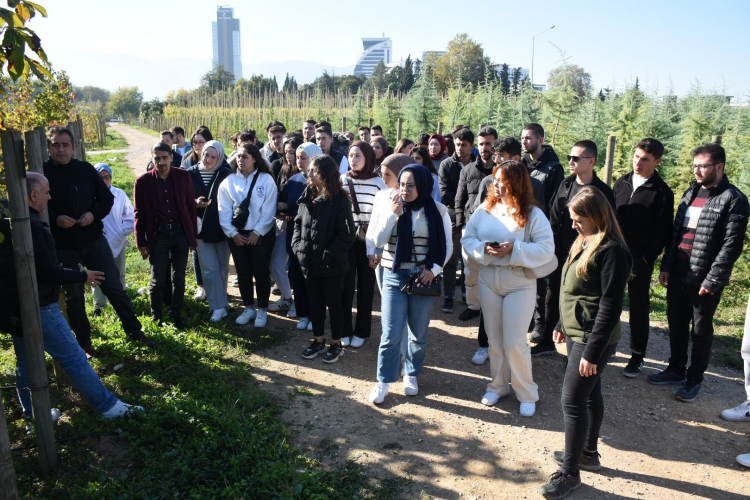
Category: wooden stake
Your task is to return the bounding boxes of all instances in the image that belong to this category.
[437,121,444,135]
[0,395,19,500]
[342,116,346,133]
[712,135,722,144]
[397,118,403,141]
[603,135,616,187]
[1,130,58,475]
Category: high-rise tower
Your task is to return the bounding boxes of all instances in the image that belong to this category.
[212,6,242,81]
[353,38,392,78]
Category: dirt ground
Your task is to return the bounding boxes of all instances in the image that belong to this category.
[111,124,749,499]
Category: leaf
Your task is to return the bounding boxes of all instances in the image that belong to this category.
[14,2,31,22]
[0,7,17,27]
[28,57,50,79]
[24,1,47,17]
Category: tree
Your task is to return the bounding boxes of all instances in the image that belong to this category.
[367,60,388,94]
[433,34,489,94]
[72,85,110,104]
[547,64,593,99]
[401,55,415,94]
[403,65,442,137]
[107,86,143,119]
[140,98,164,121]
[200,65,235,94]
[498,64,511,95]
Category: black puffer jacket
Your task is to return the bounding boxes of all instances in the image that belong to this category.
[188,164,231,243]
[292,187,356,278]
[439,153,477,228]
[661,176,749,293]
[523,144,565,215]
[455,157,493,227]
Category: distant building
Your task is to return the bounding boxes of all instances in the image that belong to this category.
[354,38,392,78]
[422,51,446,64]
[496,65,529,82]
[212,6,242,81]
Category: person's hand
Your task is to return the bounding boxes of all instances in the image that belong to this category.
[56,215,77,228]
[494,241,513,257]
[196,196,212,208]
[391,195,404,216]
[553,330,565,344]
[77,212,94,226]
[699,287,714,296]
[659,271,669,288]
[84,269,105,287]
[417,268,435,287]
[233,233,249,246]
[138,246,149,259]
[579,358,597,377]
[368,254,381,269]
[247,232,260,246]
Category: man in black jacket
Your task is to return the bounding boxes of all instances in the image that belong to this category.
[438,127,476,313]
[315,124,349,174]
[533,140,616,356]
[43,126,154,356]
[0,172,144,420]
[614,139,674,377]
[648,143,749,402]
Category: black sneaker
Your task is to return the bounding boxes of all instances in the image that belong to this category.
[551,450,602,472]
[539,470,582,499]
[93,308,104,318]
[172,316,187,331]
[441,297,454,313]
[322,343,344,364]
[302,340,326,359]
[458,307,480,321]
[623,356,644,378]
[647,370,687,385]
[675,381,702,402]
[529,328,544,344]
[531,343,557,357]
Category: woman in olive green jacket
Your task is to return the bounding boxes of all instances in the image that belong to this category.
[539,186,632,499]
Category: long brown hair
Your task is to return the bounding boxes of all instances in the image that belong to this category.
[484,160,538,228]
[236,143,271,176]
[566,186,628,280]
[189,126,213,164]
[311,155,346,200]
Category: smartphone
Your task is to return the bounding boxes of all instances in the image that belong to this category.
[488,241,501,247]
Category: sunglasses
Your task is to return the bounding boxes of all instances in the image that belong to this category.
[567,155,594,163]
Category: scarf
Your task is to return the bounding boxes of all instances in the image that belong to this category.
[199,140,226,171]
[381,153,412,178]
[372,136,389,165]
[94,163,112,191]
[297,142,323,164]
[428,134,447,160]
[347,140,377,180]
[393,165,447,271]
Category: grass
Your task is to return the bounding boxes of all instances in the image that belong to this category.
[0,154,402,498]
[128,124,161,137]
[86,127,129,151]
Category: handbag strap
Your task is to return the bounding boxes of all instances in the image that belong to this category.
[346,177,362,216]
[238,170,261,211]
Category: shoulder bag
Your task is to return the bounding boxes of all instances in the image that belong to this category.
[346,177,368,242]
[232,171,260,230]
[522,214,558,280]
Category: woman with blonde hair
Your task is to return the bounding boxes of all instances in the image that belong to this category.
[539,186,631,499]
[462,161,554,417]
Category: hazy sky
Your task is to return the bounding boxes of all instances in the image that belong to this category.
[31,0,750,100]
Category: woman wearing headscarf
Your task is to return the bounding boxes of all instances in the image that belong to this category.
[278,142,323,330]
[368,165,452,404]
[370,136,389,176]
[409,146,441,202]
[340,141,386,348]
[92,163,133,317]
[218,143,278,328]
[428,134,450,175]
[188,140,232,322]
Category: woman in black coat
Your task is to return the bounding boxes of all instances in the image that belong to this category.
[292,155,356,364]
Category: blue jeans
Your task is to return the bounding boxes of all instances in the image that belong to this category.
[377,268,438,383]
[13,303,118,418]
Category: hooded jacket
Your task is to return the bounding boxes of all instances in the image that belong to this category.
[523,144,565,215]
[455,157,493,227]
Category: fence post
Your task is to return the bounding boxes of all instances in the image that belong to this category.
[603,135,616,187]
[397,118,403,141]
[368,118,373,128]
[0,395,19,500]
[1,130,58,475]
[76,114,86,160]
[437,121,444,135]
[712,135,722,144]
[341,116,346,133]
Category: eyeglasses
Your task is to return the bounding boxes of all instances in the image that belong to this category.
[567,155,594,163]
[692,163,718,171]
[399,182,416,190]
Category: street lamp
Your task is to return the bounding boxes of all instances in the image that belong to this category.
[531,25,555,89]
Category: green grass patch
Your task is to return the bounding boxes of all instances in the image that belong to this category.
[0,156,402,498]
[128,124,161,137]
[87,127,129,151]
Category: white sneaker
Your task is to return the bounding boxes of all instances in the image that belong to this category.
[194,287,206,301]
[254,309,268,328]
[296,317,310,330]
[210,309,228,322]
[481,392,504,406]
[520,402,536,417]
[271,284,281,295]
[472,347,489,365]
[341,337,351,347]
[403,375,418,396]
[307,320,313,331]
[236,308,257,325]
[370,382,389,404]
[721,400,750,421]
[102,400,145,419]
[269,298,292,312]
[738,453,750,467]
[350,336,366,348]
[287,303,297,318]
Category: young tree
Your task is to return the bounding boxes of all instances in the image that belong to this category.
[498,64,511,95]
[433,34,488,94]
[403,65,442,137]
[107,86,143,119]
[200,65,235,94]
[547,64,593,98]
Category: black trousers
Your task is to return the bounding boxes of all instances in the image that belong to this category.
[666,273,724,383]
[561,339,617,475]
[478,311,489,348]
[229,232,275,308]
[307,273,346,341]
[148,226,189,320]
[58,234,142,347]
[341,240,377,339]
[443,229,462,298]
[542,264,564,345]
[533,277,547,330]
[628,261,655,357]
[288,246,310,317]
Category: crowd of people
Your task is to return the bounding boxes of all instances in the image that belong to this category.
[1,118,749,499]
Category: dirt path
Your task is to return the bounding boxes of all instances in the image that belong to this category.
[107,122,159,176]
[113,124,748,499]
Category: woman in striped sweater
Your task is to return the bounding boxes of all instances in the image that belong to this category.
[368,165,453,404]
[340,141,386,348]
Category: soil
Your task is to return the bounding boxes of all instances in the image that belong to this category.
[112,124,749,499]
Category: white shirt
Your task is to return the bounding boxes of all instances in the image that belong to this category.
[338,155,350,175]
[632,174,650,193]
[101,186,134,257]
[217,170,278,238]
[366,188,397,255]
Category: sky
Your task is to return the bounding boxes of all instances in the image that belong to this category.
[29,0,750,101]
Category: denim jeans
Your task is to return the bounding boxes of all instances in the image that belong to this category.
[377,268,439,383]
[376,265,409,358]
[13,303,117,418]
[196,239,230,312]
[149,226,190,319]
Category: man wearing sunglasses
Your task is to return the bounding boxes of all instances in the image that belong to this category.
[533,140,615,357]
[649,143,749,402]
